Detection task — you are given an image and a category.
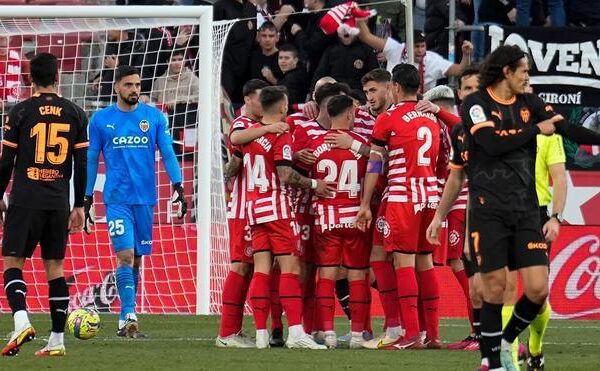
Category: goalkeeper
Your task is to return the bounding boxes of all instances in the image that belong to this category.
[85,65,187,338]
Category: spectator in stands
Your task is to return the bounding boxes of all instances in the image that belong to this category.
[518,0,565,26]
[151,49,199,111]
[276,43,308,106]
[357,24,473,93]
[311,31,379,91]
[567,0,600,26]
[214,0,257,104]
[372,0,406,41]
[473,0,515,61]
[248,22,283,83]
[0,35,29,110]
[425,0,469,58]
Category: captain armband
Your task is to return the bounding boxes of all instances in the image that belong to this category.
[369,149,384,159]
[367,160,384,174]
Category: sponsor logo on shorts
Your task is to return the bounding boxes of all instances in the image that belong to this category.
[376,217,390,238]
[325,222,355,231]
[141,240,153,245]
[449,230,460,246]
[527,242,548,250]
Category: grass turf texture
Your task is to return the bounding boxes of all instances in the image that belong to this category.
[1,314,599,370]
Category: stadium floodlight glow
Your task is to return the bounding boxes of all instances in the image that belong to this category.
[0,6,236,315]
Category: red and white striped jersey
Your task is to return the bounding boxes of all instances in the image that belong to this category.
[436,122,452,199]
[241,123,295,225]
[286,112,309,135]
[227,115,258,220]
[310,130,368,232]
[371,101,441,206]
[353,106,376,139]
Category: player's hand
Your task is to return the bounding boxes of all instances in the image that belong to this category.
[325,130,353,149]
[543,217,560,242]
[426,216,443,245]
[172,183,187,219]
[0,199,7,225]
[461,40,473,55]
[175,29,191,46]
[355,206,372,232]
[313,179,336,198]
[537,118,557,135]
[265,121,289,134]
[68,207,85,233]
[105,55,118,69]
[295,148,316,165]
[291,24,302,35]
[415,99,441,114]
[303,100,319,120]
[377,52,387,64]
[83,195,95,234]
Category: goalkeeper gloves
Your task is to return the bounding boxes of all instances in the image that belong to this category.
[84,195,95,234]
[172,183,187,219]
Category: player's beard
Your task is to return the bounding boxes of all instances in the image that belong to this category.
[120,92,139,106]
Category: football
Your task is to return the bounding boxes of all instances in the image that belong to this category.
[67,308,101,340]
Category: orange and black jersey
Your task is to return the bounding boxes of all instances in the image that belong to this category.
[449,124,468,172]
[0,93,88,209]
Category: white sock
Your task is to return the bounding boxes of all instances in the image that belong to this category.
[13,310,30,330]
[481,357,489,366]
[126,313,138,321]
[386,326,402,338]
[288,324,305,338]
[501,338,512,351]
[256,329,268,339]
[118,320,126,329]
[351,331,362,339]
[48,332,64,347]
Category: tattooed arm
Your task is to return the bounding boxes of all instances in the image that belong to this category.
[276,164,334,197]
[224,155,242,182]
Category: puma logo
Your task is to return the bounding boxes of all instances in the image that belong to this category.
[15,290,26,296]
[106,124,115,130]
[55,308,67,314]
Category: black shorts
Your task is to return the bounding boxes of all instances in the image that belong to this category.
[539,205,552,254]
[468,207,548,274]
[2,205,70,260]
[462,251,479,278]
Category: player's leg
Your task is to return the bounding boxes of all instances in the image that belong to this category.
[317,265,339,348]
[269,262,284,346]
[502,270,520,368]
[297,216,317,336]
[334,269,351,320]
[392,251,421,349]
[469,272,487,364]
[2,206,41,356]
[248,223,274,348]
[343,230,370,349]
[416,252,441,349]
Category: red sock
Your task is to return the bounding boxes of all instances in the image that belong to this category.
[279,273,303,327]
[453,268,474,332]
[302,270,316,334]
[364,278,373,334]
[396,266,419,338]
[249,272,270,330]
[417,297,426,333]
[219,271,246,337]
[349,279,369,333]
[316,278,335,331]
[238,274,251,331]
[417,268,440,340]
[270,268,283,331]
[371,261,400,328]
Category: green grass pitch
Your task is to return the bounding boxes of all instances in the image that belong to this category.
[1,314,599,370]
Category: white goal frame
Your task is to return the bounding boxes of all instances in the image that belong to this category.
[0,5,215,315]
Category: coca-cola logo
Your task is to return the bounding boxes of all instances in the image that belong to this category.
[549,234,600,319]
[68,271,119,313]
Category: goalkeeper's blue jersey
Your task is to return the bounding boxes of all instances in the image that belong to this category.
[86,103,182,205]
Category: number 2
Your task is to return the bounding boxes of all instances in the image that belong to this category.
[30,122,70,165]
[108,220,125,237]
[417,126,432,166]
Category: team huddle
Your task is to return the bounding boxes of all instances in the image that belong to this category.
[218,45,600,371]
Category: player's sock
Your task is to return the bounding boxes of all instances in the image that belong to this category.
[503,295,544,344]
[302,272,316,334]
[132,266,140,297]
[219,271,246,337]
[501,304,518,364]
[474,307,485,360]
[349,279,369,333]
[316,278,335,331]
[48,332,64,348]
[48,277,69,336]
[270,268,283,331]
[395,267,419,338]
[417,268,440,340]
[240,274,252,331]
[4,268,30,329]
[528,302,551,356]
[417,298,426,334]
[371,261,400,328]
[249,272,271,330]
[335,279,351,319]
[453,269,474,331]
[481,301,503,369]
[116,265,136,324]
[364,278,373,335]
[279,273,303,327]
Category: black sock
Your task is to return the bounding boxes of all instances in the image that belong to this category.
[503,294,544,343]
[481,301,503,369]
[335,279,351,320]
[49,277,69,333]
[4,268,27,314]
[473,307,485,360]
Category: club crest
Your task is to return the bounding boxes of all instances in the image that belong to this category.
[139,119,150,132]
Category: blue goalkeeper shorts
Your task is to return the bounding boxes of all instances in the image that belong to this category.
[105,204,154,256]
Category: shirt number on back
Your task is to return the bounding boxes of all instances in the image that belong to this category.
[417,126,432,166]
[317,159,360,198]
[243,154,269,192]
[30,122,70,165]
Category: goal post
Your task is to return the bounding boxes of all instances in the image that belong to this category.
[0,6,234,315]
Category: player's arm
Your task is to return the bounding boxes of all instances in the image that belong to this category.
[0,108,21,221]
[224,151,242,182]
[543,135,567,242]
[230,122,288,146]
[426,168,465,245]
[276,164,332,197]
[356,143,386,232]
[156,112,187,219]
[68,108,89,233]
[325,131,371,157]
[84,114,103,233]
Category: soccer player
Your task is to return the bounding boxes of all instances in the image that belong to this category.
[357,64,442,350]
[85,65,187,338]
[241,85,331,349]
[461,45,600,370]
[311,95,370,349]
[0,52,88,357]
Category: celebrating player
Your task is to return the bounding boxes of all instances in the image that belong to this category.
[85,65,187,338]
[1,53,88,357]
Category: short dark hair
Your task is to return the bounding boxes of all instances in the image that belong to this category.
[243,79,269,97]
[458,64,480,88]
[260,85,288,112]
[171,48,186,59]
[361,68,391,86]
[259,21,277,33]
[314,82,351,106]
[479,45,528,88]
[327,95,355,118]
[413,30,426,44]
[279,43,298,58]
[115,65,140,83]
[392,63,420,94]
[30,52,58,87]
[348,89,366,105]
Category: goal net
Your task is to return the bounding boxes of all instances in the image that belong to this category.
[0,6,235,315]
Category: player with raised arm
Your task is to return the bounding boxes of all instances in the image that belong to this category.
[1,53,88,357]
[356,64,442,350]
[84,65,187,338]
[242,86,332,349]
